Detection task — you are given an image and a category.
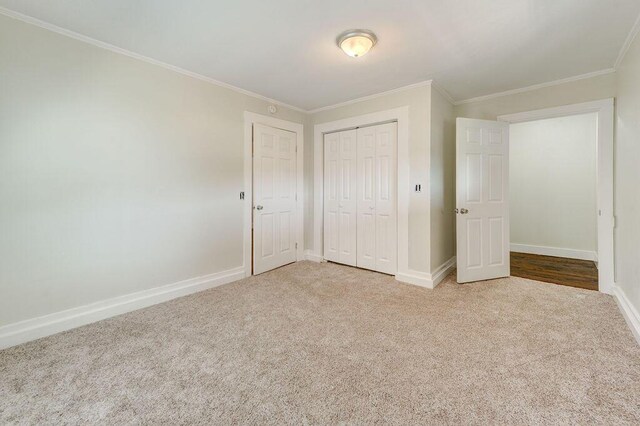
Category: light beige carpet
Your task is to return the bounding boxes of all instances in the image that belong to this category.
[1,261,639,424]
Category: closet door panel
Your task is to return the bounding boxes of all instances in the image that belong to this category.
[338,130,357,266]
[375,123,398,274]
[356,127,377,270]
[323,132,340,262]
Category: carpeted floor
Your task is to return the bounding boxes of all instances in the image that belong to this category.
[1,261,639,424]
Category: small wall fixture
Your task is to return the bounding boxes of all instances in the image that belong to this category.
[337,29,377,58]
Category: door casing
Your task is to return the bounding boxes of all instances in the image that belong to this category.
[497,99,615,294]
[312,107,427,286]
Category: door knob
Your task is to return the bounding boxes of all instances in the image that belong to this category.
[460,208,469,214]
[256,205,263,210]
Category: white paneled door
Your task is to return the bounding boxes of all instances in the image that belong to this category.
[323,130,357,266]
[456,118,510,283]
[253,123,297,275]
[357,123,397,274]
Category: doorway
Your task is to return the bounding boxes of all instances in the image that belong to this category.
[507,113,599,290]
[455,99,614,293]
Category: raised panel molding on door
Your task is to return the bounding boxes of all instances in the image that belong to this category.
[357,122,398,274]
[456,118,510,283]
[253,123,297,275]
[323,130,357,266]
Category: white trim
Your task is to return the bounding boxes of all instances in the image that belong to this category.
[304,250,323,263]
[455,69,616,106]
[395,256,456,289]
[396,270,434,288]
[0,7,306,113]
[431,80,456,105]
[612,284,640,345]
[510,244,597,262]
[313,107,411,281]
[429,256,457,288]
[498,98,613,123]
[0,266,245,350]
[308,81,431,113]
[243,112,304,277]
[498,99,615,294]
[614,12,640,69]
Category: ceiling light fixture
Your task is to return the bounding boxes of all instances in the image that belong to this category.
[337,29,377,58]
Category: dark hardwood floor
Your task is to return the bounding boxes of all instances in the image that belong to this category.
[510,252,598,291]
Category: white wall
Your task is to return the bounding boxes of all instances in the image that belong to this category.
[0,14,306,326]
[615,28,640,323]
[509,114,598,257]
[430,88,456,270]
[309,84,432,273]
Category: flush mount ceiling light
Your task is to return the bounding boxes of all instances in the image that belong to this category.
[337,29,377,58]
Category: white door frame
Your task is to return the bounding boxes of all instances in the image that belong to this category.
[497,98,615,294]
[313,106,411,281]
[243,111,304,277]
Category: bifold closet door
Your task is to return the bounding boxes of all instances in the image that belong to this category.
[357,122,397,274]
[323,130,357,266]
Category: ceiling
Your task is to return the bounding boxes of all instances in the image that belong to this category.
[1,0,639,111]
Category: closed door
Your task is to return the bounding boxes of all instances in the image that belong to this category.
[323,130,357,266]
[456,118,510,283]
[357,122,397,274]
[253,123,297,274]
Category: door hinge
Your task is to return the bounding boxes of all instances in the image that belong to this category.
[295,242,298,249]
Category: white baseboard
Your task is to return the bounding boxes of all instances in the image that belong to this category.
[510,243,597,262]
[0,266,245,350]
[396,270,433,288]
[611,284,640,345]
[430,256,457,288]
[304,250,323,263]
[396,257,456,290]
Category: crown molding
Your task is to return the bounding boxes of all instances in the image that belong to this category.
[454,68,616,106]
[1,6,437,115]
[307,80,433,113]
[3,5,634,114]
[614,12,640,69]
[430,80,456,105]
[0,6,307,113]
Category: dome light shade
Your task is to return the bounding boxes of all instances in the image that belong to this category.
[337,30,377,57]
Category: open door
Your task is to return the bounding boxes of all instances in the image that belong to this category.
[253,123,297,275]
[456,118,510,283]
